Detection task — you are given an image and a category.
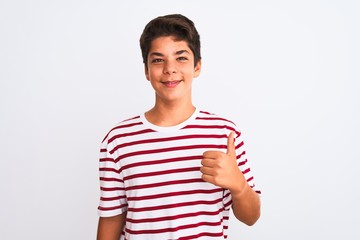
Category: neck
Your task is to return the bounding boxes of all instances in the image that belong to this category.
[145,101,196,127]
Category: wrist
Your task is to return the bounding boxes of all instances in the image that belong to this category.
[229,176,249,198]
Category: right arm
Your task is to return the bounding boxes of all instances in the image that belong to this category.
[97,212,127,240]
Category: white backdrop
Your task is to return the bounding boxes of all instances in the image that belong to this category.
[1,0,359,239]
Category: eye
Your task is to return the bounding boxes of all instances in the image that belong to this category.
[177,56,188,61]
[151,58,163,63]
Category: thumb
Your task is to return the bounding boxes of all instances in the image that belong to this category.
[226,132,236,157]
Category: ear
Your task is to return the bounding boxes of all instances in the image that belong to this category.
[193,59,202,78]
[144,64,150,81]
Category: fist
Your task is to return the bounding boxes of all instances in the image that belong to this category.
[200,132,245,191]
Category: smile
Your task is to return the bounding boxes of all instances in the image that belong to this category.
[161,80,182,88]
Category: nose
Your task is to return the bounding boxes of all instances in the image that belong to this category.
[163,61,177,74]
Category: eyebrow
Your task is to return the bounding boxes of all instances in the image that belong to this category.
[149,50,190,57]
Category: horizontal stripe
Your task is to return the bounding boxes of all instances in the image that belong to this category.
[125,220,222,235]
[178,231,224,240]
[101,117,141,142]
[125,178,204,191]
[99,157,114,163]
[120,155,202,172]
[127,208,223,223]
[115,144,227,163]
[110,134,227,154]
[99,167,119,174]
[124,167,200,181]
[195,116,235,124]
[100,195,126,201]
[128,198,223,212]
[100,186,124,191]
[110,121,143,131]
[127,188,222,201]
[99,177,123,183]
[108,129,155,145]
[183,124,237,133]
[98,203,128,211]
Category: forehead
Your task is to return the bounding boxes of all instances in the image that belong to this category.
[149,36,192,55]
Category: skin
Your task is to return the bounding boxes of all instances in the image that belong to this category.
[201,132,261,225]
[97,35,260,239]
[97,213,126,240]
[144,36,201,125]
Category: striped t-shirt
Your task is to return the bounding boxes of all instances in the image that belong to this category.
[98,109,260,239]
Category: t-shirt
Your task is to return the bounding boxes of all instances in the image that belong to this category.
[98,109,260,239]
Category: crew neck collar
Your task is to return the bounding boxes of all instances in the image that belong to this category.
[140,108,199,132]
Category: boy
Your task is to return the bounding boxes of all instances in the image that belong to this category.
[97,14,261,240]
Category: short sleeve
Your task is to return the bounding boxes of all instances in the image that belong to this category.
[97,135,128,217]
[223,128,261,209]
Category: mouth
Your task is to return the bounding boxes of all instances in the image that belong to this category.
[161,80,183,88]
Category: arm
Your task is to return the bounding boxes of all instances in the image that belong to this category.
[229,173,261,225]
[201,132,261,225]
[97,212,126,240]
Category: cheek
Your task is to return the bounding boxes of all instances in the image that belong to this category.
[148,66,163,77]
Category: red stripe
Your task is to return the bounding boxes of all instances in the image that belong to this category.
[125,178,204,191]
[108,129,155,144]
[224,199,232,209]
[100,177,123,183]
[125,220,222,235]
[247,176,254,182]
[236,141,244,149]
[184,124,237,132]
[127,188,222,201]
[100,195,126,201]
[115,144,227,163]
[127,208,223,223]
[102,118,142,142]
[238,158,247,166]
[100,187,124,191]
[120,155,202,172]
[196,116,235,124]
[98,203,128,211]
[123,116,140,122]
[99,167,120,174]
[186,124,242,139]
[110,134,227,154]
[124,167,200,181]
[242,168,250,175]
[178,231,224,240]
[199,110,212,115]
[110,122,142,131]
[99,157,115,163]
[127,198,223,212]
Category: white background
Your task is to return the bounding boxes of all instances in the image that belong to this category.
[1,0,359,239]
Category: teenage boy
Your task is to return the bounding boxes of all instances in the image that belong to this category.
[97,14,261,240]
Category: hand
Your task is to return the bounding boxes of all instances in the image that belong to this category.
[200,132,245,192]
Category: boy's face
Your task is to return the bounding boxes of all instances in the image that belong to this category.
[145,36,201,104]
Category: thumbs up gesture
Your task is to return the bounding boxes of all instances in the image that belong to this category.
[200,132,246,191]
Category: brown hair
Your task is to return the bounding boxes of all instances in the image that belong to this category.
[140,14,201,69]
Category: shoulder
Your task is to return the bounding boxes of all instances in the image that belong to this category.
[196,110,237,126]
[101,114,143,144]
[195,110,241,135]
